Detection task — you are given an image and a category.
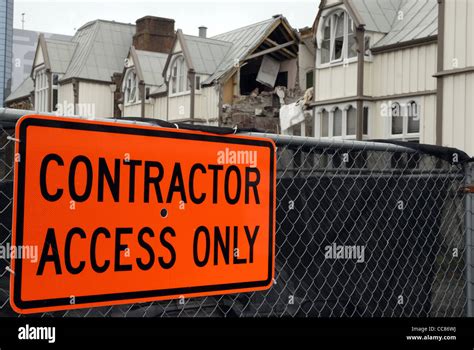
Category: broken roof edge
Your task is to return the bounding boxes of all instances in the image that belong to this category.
[209,16,277,39]
[203,15,298,86]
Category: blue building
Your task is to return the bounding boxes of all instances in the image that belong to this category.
[0,0,13,106]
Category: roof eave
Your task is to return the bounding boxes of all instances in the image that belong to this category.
[371,35,438,54]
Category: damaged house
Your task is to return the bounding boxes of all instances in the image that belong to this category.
[7,15,314,133]
[122,15,312,132]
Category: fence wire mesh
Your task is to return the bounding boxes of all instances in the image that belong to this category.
[0,118,468,317]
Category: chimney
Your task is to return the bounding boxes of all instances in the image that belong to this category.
[133,16,175,54]
[198,26,207,38]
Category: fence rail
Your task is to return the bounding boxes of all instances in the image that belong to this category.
[0,109,471,317]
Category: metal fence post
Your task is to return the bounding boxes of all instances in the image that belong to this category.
[465,162,474,317]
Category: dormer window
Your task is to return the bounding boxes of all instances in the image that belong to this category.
[321,10,357,64]
[123,68,139,104]
[171,56,187,94]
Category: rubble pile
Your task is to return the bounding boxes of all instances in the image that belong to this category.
[221,87,305,133]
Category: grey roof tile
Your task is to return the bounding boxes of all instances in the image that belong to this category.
[203,17,278,84]
[60,20,135,82]
[352,0,403,33]
[44,38,77,73]
[135,49,168,87]
[182,35,232,75]
[5,76,33,102]
[373,0,438,47]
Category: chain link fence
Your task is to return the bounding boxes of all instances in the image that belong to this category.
[0,111,471,317]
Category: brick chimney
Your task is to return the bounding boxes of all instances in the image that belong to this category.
[133,16,175,53]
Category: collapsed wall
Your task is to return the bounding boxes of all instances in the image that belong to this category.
[220,87,308,133]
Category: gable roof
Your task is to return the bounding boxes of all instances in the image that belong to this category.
[203,16,294,85]
[182,35,232,75]
[372,0,438,48]
[61,20,135,83]
[5,76,33,103]
[135,49,168,86]
[161,16,297,87]
[350,0,402,33]
[44,38,77,73]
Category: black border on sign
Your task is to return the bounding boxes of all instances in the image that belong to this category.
[13,116,275,311]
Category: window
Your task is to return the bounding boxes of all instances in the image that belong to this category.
[123,69,139,104]
[363,106,369,135]
[333,108,342,136]
[348,18,357,58]
[52,74,59,111]
[34,68,48,112]
[407,101,420,133]
[319,105,369,138]
[346,105,356,135]
[321,21,331,64]
[364,37,371,56]
[306,71,314,89]
[320,10,363,64]
[170,56,188,94]
[195,75,201,90]
[391,102,403,135]
[321,109,329,137]
[333,14,344,61]
[390,100,421,139]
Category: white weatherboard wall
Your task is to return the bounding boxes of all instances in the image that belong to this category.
[168,93,190,121]
[152,96,168,120]
[58,83,74,111]
[370,43,438,144]
[315,62,357,101]
[167,85,220,123]
[372,44,438,96]
[299,43,315,89]
[442,0,474,155]
[195,85,220,122]
[78,81,114,118]
[123,102,141,118]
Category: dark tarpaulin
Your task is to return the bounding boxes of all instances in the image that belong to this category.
[372,139,471,164]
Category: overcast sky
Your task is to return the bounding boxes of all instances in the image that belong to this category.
[14,0,319,37]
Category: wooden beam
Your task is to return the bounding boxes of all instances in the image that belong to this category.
[264,38,297,58]
[244,40,296,61]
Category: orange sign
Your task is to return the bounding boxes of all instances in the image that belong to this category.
[11,115,275,314]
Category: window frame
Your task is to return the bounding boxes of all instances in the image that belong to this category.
[317,104,370,139]
[319,10,359,67]
[123,68,139,105]
[389,100,421,140]
[34,66,49,112]
[169,55,190,96]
